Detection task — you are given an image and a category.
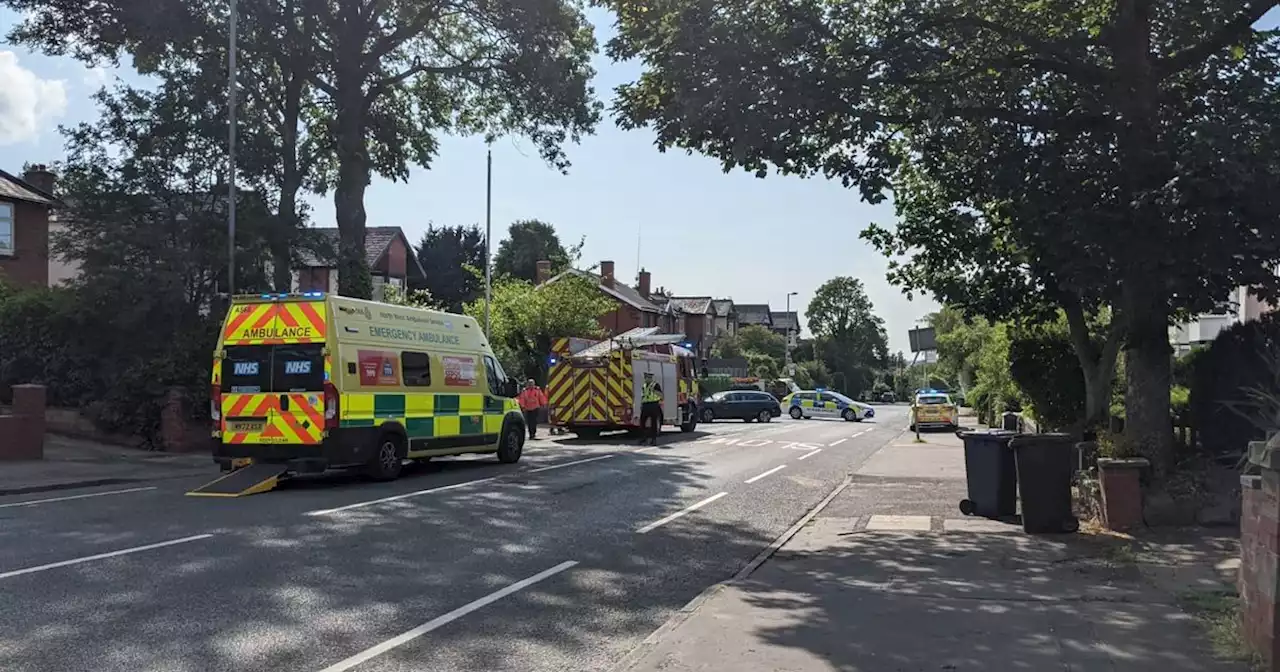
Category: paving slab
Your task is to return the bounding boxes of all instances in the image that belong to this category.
[865,514,932,531]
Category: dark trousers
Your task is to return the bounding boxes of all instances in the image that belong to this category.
[640,401,663,444]
[523,410,540,438]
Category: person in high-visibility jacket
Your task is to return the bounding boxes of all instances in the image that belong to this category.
[517,378,548,439]
[639,372,664,446]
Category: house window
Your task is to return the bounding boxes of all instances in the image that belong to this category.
[0,202,13,256]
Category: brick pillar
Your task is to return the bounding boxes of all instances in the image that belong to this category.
[1,384,46,460]
[159,387,189,452]
[1242,440,1280,668]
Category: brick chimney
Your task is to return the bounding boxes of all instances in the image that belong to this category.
[638,268,651,297]
[600,260,615,288]
[22,164,56,196]
[535,259,552,285]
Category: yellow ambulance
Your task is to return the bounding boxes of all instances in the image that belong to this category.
[193,292,524,496]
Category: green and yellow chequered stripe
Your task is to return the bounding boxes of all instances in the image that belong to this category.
[340,393,517,438]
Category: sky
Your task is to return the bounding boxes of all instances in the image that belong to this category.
[36,11,1280,355]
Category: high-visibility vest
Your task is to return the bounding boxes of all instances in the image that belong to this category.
[642,381,662,403]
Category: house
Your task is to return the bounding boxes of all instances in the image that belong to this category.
[537,259,668,336]
[735,304,774,330]
[712,299,737,339]
[1171,279,1278,354]
[665,297,717,357]
[770,311,801,339]
[0,166,59,287]
[293,226,426,299]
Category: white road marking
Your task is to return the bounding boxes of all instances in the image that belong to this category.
[745,465,787,484]
[797,449,822,461]
[316,560,579,672]
[0,534,214,580]
[851,428,872,437]
[636,492,728,534]
[735,439,773,447]
[306,478,498,516]
[866,515,932,531]
[527,454,615,473]
[0,486,157,509]
[828,438,847,446]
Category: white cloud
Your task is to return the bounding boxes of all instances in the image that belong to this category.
[0,50,68,145]
[83,66,109,90]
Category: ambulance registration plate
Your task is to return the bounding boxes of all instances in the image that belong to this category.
[228,420,265,432]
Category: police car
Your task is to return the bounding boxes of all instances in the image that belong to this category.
[781,389,875,422]
[910,389,959,430]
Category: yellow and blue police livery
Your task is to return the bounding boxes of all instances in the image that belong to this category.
[910,389,959,430]
[781,389,875,422]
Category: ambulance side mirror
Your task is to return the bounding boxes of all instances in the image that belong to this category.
[504,378,519,398]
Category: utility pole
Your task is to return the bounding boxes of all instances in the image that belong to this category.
[226,0,238,296]
[484,147,493,338]
[784,291,798,377]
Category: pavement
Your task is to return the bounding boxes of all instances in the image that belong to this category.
[0,435,213,495]
[618,428,1247,672]
[0,406,908,672]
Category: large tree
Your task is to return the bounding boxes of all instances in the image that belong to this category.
[415,224,486,312]
[5,0,602,299]
[493,219,581,282]
[603,0,1280,472]
[807,276,889,396]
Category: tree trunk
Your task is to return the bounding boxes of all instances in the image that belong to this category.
[1062,295,1123,433]
[1124,295,1174,474]
[272,0,305,293]
[332,28,372,299]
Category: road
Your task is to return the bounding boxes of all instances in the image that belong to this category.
[0,405,911,672]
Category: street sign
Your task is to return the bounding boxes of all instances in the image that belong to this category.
[908,327,937,353]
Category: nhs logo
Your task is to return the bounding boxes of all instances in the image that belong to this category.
[234,361,259,376]
[284,360,312,375]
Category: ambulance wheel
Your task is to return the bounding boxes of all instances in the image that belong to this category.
[789,407,803,420]
[497,424,524,464]
[842,409,856,422]
[367,433,405,481]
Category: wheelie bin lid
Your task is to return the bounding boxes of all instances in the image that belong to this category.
[957,429,1017,440]
[1009,432,1075,448]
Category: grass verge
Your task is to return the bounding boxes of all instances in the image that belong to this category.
[1177,589,1263,670]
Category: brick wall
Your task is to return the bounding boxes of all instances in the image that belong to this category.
[0,200,51,287]
[599,303,644,336]
[1242,463,1280,667]
[383,236,408,278]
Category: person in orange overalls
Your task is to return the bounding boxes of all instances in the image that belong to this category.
[517,378,549,439]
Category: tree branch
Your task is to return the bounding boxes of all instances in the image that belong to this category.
[367,57,493,100]
[918,14,1109,84]
[1155,1,1279,77]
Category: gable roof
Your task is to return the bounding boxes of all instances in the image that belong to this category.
[736,304,773,325]
[667,296,714,315]
[771,311,801,331]
[712,299,734,317]
[297,226,426,280]
[547,268,664,312]
[0,169,58,206]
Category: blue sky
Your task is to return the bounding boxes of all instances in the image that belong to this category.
[6,8,1275,353]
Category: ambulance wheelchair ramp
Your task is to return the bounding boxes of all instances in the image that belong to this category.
[186,463,287,497]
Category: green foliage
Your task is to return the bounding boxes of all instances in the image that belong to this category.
[930,308,995,393]
[736,326,786,361]
[493,220,582,283]
[807,276,889,397]
[464,273,613,383]
[380,285,441,310]
[1008,324,1086,432]
[697,374,734,397]
[967,324,1024,424]
[1171,385,1191,417]
[793,360,830,390]
[745,352,781,380]
[1174,347,1209,389]
[414,225,486,312]
[1192,317,1280,453]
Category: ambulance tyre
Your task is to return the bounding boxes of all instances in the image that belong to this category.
[497,422,524,464]
[789,407,804,420]
[367,432,405,481]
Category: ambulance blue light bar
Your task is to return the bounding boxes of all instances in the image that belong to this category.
[257,292,325,300]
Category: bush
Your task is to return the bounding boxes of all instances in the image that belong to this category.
[1170,385,1191,417]
[1190,316,1280,455]
[1008,326,1086,431]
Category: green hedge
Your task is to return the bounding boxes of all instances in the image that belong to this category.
[1190,317,1280,454]
[1008,327,1086,431]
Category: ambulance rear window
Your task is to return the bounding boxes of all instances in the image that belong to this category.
[222,344,325,393]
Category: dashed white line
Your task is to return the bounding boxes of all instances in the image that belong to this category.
[0,486,157,509]
[306,478,498,516]
[798,449,822,461]
[316,560,579,672]
[636,492,728,534]
[745,464,787,484]
[851,428,872,437]
[828,438,847,446]
[0,534,214,580]
[527,454,616,473]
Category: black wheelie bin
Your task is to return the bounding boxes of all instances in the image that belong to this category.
[1010,433,1079,533]
[957,429,1018,519]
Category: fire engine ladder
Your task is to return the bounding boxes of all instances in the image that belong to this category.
[186,462,287,497]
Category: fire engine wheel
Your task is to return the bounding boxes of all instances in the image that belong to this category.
[680,405,698,432]
[366,433,405,481]
[789,407,804,420]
